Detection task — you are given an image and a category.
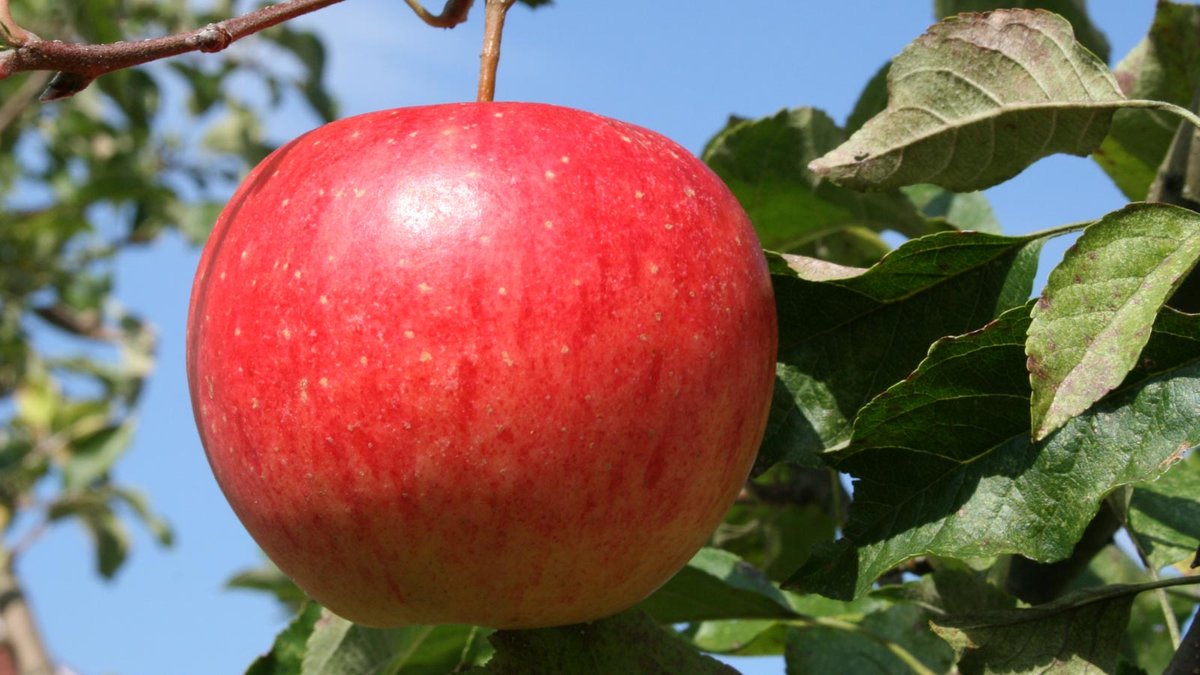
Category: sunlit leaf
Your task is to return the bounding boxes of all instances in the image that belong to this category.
[810,9,1125,191]
[1028,203,1200,439]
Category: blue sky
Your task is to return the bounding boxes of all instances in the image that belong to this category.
[23,2,1158,673]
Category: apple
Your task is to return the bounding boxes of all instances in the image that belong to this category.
[186,102,777,628]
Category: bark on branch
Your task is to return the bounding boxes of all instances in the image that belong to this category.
[0,0,350,100]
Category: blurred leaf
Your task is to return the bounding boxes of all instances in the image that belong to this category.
[845,62,891,136]
[228,560,308,612]
[764,229,1039,466]
[638,548,798,624]
[714,500,837,582]
[900,184,1000,234]
[790,305,1200,600]
[62,421,135,491]
[112,486,174,547]
[931,577,1200,674]
[471,611,735,674]
[810,10,1124,191]
[82,507,129,579]
[1095,1,1200,199]
[702,109,946,262]
[786,604,955,675]
[1028,203,1200,439]
[1127,451,1200,571]
[935,0,1111,63]
[303,610,492,675]
[246,603,322,675]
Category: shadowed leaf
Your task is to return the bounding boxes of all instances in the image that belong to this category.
[762,229,1039,468]
[931,577,1200,674]
[790,306,1200,599]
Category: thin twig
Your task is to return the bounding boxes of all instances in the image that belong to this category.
[0,0,346,100]
[476,0,516,102]
[404,0,475,28]
[0,70,48,136]
[0,0,34,47]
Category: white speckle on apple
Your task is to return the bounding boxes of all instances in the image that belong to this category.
[649,263,659,275]
[219,271,226,281]
[351,130,361,140]
[319,378,329,388]
[561,345,570,354]
[572,279,581,286]
[404,330,415,339]
[403,421,413,430]
[654,312,662,322]
[664,223,674,230]
[493,112,504,118]
[470,143,478,150]
[419,351,432,362]
[498,287,507,295]
[418,283,433,293]
[544,220,554,229]
[250,279,257,288]
[250,398,259,409]
[408,131,419,138]
[240,249,248,260]
[293,270,302,280]
[281,198,290,208]
[502,351,514,366]
[354,188,366,198]
[282,328,292,340]
[466,172,479,179]
[684,188,696,198]
[234,327,241,336]
[319,295,328,305]
[621,135,632,143]
[638,334,649,342]
[205,376,214,398]
[359,356,368,365]
[635,190,644,199]
[544,170,556,180]
[312,140,321,147]
[298,378,308,401]
[386,138,397,145]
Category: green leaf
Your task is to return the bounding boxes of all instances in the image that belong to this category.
[790,305,1200,600]
[1028,203,1200,439]
[228,560,308,611]
[900,184,1000,234]
[1095,1,1200,199]
[845,62,891,137]
[637,548,798,624]
[702,109,944,262]
[934,0,1111,63]
[62,421,135,490]
[246,603,322,675]
[785,604,955,675]
[930,577,1200,675]
[303,611,491,675]
[1074,546,1196,675]
[765,229,1039,465]
[471,611,736,675]
[810,9,1125,192]
[1127,450,1200,571]
[83,508,129,579]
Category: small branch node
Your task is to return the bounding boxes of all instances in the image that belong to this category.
[193,24,235,53]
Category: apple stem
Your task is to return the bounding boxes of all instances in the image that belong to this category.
[477,0,516,102]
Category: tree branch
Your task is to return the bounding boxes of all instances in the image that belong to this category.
[404,0,475,28]
[0,0,347,100]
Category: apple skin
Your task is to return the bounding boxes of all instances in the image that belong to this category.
[187,102,777,629]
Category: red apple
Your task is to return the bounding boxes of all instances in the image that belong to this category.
[187,102,777,628]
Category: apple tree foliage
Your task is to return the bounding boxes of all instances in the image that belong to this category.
[0,0,336,662]
[4,0,1200,673]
